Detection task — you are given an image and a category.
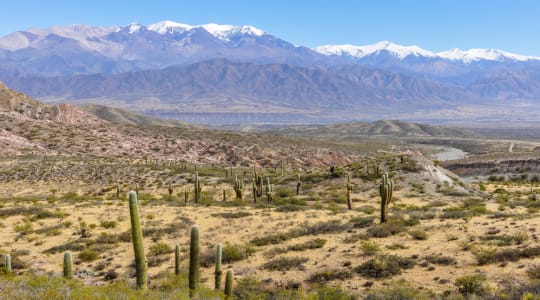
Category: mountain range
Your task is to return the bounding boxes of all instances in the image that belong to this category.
[0,20,539,124]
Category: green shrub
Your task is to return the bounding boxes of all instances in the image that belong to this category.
[455,274,487,296]
[360,240,380,256]
[408,229,428,240]
[355,255,415,278]
[307,269,353,283]
[149,242,173,256]
[100,220,118,229]
[78,250,98,262]
[262,256,308,271]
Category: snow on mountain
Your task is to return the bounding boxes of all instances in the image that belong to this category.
[314,41,540,63]
[146,20,192,34]
[314,41,436,59]
[437,48,540,63]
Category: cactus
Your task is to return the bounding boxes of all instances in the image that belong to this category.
[533,191,538,201]
[346,174,353,210]
[5,253,11,274]
[379,173,394,223]
[224,269,234,299]
[296,174,302,195]
[223,189,226,202]
[189,225,200,295]
[215,243,223,290]
[194,172,201,204]
[168,180,173,201]
[135,183,139,197]
[129,191,147,289]
[175,243,181,275]
[234,175,243,201]
[254,171,263,197]
[63,251,72,279]
[265,176,273,204]
[252,180,258,203]
[184,188,189,204]
[116,184,120,199]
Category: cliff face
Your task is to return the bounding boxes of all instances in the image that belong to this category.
[0,81,104,125]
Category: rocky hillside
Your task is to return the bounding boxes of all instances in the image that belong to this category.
[0,83,358,166]
[0,81,103,125]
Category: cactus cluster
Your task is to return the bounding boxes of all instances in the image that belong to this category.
[253,170,263,198]
[379,173,394,223]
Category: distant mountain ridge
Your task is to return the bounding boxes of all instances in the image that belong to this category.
[267,120,479,139]
[1,21,540,124]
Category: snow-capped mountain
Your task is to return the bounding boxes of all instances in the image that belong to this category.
[313,41,540,63]
[314,41,437,60]
[0,20,327,76]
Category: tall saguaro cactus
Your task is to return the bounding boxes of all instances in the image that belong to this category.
[63,251,73,279]
[189,225,200,296]
[346,174,353,210]
[194,172,201,204]
[252,180,258,203]
[379,173,394,223]
[254,171,263,197]
[224,269,234,299]
[296,174,302,196]
[234,175,243,201]
[129,191,147,289]
[215,243,223,290]
[265,176,273,204]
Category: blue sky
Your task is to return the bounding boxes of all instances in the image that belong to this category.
[1,0,539,55]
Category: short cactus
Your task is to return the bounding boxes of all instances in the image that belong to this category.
[189,225,200,295]
[184,188,189,204]
[175,243,181,275]
[129,191,147,289]
[63,251,73,279]
[379,173,394,223]
[5,253,11,274]
[224,269,234,299]
[215,243,223,290]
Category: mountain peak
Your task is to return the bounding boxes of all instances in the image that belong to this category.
[147,20,192,34]
[313,41,436,59]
